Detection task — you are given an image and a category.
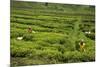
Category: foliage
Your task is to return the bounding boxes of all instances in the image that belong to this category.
[10,1,95,66]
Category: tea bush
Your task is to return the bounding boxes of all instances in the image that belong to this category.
[11,1,95,66]
[23,33,34,41]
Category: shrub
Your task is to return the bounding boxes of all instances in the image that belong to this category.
[11,47,33,57]
[41,49,62,62]
[64,39,76,51]
[28,48,63,63]
[51,44,66,53]
[62,50,95,63]
[85,33,95,40]
[44,36,68,45]
[81,50,95,62]
[59,38,66,44]
[63,51,82,63]
[10,32,24,38]
[35,40,50,46]
[75,41,80,51]
[23,33,34,41]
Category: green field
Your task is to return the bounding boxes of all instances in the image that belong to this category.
[10,1,95,66]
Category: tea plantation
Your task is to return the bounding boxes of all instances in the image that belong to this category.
[10,1,95,66]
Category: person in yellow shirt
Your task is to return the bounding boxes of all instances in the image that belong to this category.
[79,39,86,52]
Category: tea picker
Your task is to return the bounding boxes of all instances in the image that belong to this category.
[79,39,86,52]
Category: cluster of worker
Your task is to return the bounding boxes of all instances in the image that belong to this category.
[17,26,86,52]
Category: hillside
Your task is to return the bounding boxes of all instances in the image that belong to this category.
[10,1,95,66]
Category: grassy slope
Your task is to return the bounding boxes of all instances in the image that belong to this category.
[10,1,95,66]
